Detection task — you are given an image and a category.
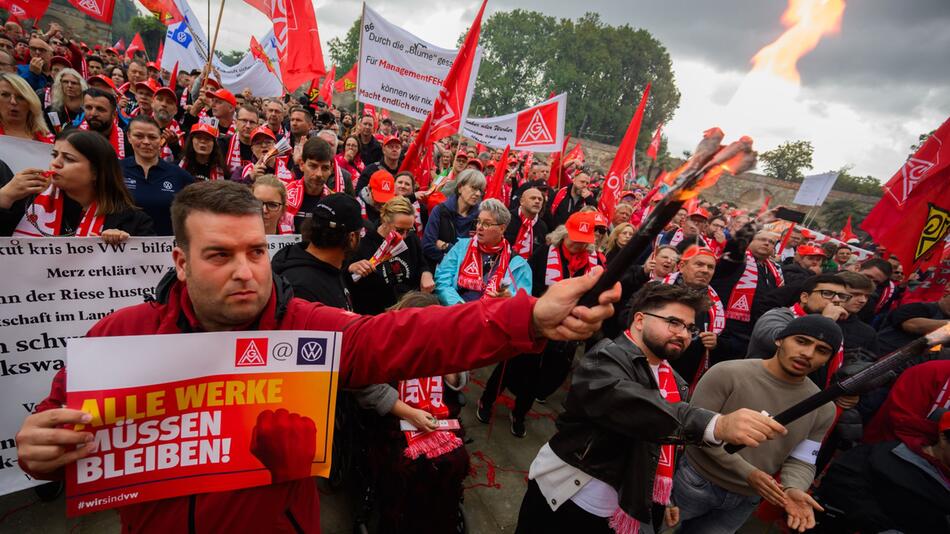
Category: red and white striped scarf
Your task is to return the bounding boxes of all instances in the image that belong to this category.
[242,156,293,182]
[725,251,783,322]
[225,134,243,172]
[513,209,538,259]
[13,184,105,237]
[790,303,843,387]
[662,272,725,334]
[457,237,511,296]
[610,339,680,534]
[545,243,599,286]
[78,118,125,158]
[398,376,462,460]
[876,281,895,313]
[160,119,181,161]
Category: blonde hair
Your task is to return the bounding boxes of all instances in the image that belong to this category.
[51,68,86,110]
[381,196,413,223]
[0,73,49,137]
[605,222,634,255]
[252,174,287,205]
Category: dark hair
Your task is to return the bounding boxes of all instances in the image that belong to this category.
[83,87,116,111]
[171,181,262,250]
[836,244,851,252]
[304,217,349,249]
[181,131,227,177]
[289,105,313,121]
[627,281,709,317]
[57,130,136,216]
[129,58,147,69]
[87,55,103,66]
[237,104,261,119]
[859,258,893,278]
[388,291,440,311]
[128,115,161,133]
[302,136,332,163]
[801,273,846,294]
[837,271,874,292]
[342,133,361,153]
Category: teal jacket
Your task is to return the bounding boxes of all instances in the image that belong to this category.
[435,237,533,305]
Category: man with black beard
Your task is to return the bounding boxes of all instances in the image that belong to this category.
[75,87,127,158]
[152,84,183,162]
[516,283,787,533]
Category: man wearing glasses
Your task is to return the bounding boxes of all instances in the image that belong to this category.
[516,282,786,532]
[747,274,850,389]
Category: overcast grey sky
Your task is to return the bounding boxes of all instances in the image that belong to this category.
[187,0,949,179]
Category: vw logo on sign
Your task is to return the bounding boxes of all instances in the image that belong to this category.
[296,337,327,365]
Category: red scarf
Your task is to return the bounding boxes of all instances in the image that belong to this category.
[283,178,304,216]
[790,304,844,387]
[13,184,105,237]
[662,272,724,391]
[549,186,569,215]
[225,134,244,171]
[610,337,680,534]
[725,251,783,322]
[398,376,463,460]
[875,281,895,313]
[160,119,182,161]
[242,156,292,182]
[457,237,511,296]
[513,209,538,259]
[78,118,124,157]
[335,153,364,186]
[544,243,599,285]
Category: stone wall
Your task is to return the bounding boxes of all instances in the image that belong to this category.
[40,4,112,46]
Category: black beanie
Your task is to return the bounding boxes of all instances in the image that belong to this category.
[776,315,843,353]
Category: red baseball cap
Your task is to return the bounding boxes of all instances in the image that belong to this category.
[50,56,71,68]
[134,78,159,94]
[146,61,160,70]
[681,245,717,262]
[205,88,236,107]
[467,159,483,171]
[455,149,469,158]
[250,126,277,144]
[190,123,220,138]
[87,75,117,92]
[369,170,396,204]
[688,206,710,220]
[940,411,950,432]
[154,83,177,101]
[382,135,401,146]
[797,244,826,258]
[565,212,597,244]
[593,211,609,228]
[204,78,221,89]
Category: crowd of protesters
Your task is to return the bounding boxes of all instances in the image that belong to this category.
[2,19,949,534]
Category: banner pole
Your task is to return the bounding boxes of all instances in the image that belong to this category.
[209,0,227,64]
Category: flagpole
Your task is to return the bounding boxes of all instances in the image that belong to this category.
[209,0,227,64]
[207,0,211,59]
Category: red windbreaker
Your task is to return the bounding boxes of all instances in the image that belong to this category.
[25,278,544,533]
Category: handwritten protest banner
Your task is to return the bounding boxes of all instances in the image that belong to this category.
[462,93,568,152]
[65,329,340,515]
[357,4,481,120]
[0,236,299,497]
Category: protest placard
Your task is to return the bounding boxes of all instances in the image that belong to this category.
[461,93,568,152]
[0,235,299,497]
[65,329,340,515]
[357,4,481,120]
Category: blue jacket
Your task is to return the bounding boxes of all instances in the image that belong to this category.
[422,195,479,268]
[17,64,50,91]
[435,237,532,306]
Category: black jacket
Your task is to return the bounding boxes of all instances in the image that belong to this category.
[548,335,716,523]
[348,229,427,315]
[504,207,548,260]
[0,164,155,236]
[270,242,352,310]
[757,262,814,311]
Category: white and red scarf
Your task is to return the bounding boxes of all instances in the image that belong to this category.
[725,251,783,322]
[876,281,895,314]
[790,303,843,387]
[242,156,292,182]
[78,118,125,157]
[283,178,304,217]
[457,237,511,296]
[609,342,680,534]
[545,243,599,286]
[662,272,725,334]
[225,134,243,172]
[412,199,423,237]
[159,119,182,161]
[398,376,463,460]
[513,209,538,259]
[13,184,105,237]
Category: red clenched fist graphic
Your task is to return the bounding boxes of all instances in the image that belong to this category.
[250,409,317,483]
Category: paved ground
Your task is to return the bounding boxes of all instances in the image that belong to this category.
[0,365,776,533]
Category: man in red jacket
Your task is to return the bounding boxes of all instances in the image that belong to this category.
[15,180,621,533]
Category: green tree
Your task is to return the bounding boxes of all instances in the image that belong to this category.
[328,18,360,71]
[911,129,936,153]
[832,166,882,196]
[760,140,814,182]
[215,50,245,67]
[130,15,166,59]
[109,0,140,44]
[819,198,870,234]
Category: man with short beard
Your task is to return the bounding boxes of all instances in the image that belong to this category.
[357,113,383,165]
[675,315,838,534]
[152,84,182,161]
[548,172,596,228]
[263,99,287,140]
[504,187,548,260]
[76,88,127,158]
[290,137,337,233]
[219,105,259,173]
[516,283,787,532]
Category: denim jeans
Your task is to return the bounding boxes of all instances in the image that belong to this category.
[672,457,761,534]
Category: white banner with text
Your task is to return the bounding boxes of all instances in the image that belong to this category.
[462,93,568,152]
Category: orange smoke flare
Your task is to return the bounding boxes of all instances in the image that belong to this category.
[751,0,846,84]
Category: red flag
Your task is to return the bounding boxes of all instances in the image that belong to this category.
[548,134,571,190]
[598,83,651,221]
[840,215,857,242]
[863,117,950,233]
[167,61,178,91]
[363,103,378,131]
[757,195,772,217]
[318,65,336,105]
[334,63,358,93]
[0,0,51,20]
[138,0,183,24]
[66,0,114,23]
[646,122,664,161]
[243,0,326,92]
[126,33,145,59]
[485,145,510,203]
[306,78,320,102]
[564,141,584,166]
[249,36,277,76]
[156,40,164,64]
[113,37,125,51]
[862,118,950,275]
